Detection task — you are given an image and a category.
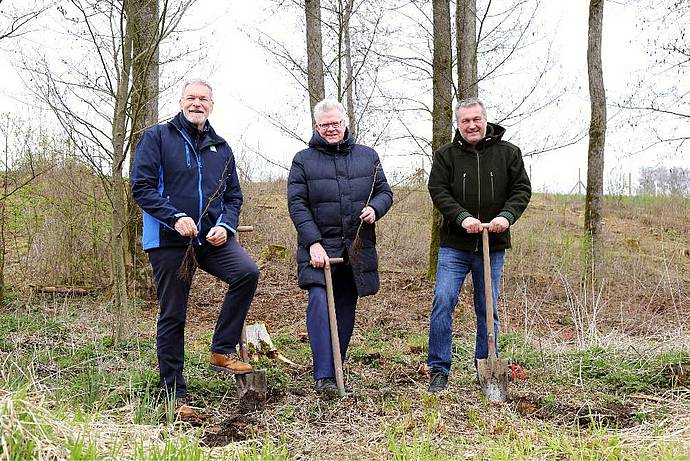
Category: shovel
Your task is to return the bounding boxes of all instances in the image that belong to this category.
[234,225,267,412]
[476,225,508,403]
[324,257,346,397]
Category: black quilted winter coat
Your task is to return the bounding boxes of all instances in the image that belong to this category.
[287,129,393,296]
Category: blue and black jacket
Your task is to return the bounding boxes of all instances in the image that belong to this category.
[131,112,242,251]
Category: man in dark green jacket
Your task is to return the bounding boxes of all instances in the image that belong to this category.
[426,98,531,392]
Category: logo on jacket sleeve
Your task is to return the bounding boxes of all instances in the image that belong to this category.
[210,145,217,152]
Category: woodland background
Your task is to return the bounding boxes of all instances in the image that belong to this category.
[0,0,689,459]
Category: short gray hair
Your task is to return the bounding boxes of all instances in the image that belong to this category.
[455,97,487,120]
[181,79,213,100]
[313,99,346,124]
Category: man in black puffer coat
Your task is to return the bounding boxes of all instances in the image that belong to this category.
[426,98,531,393]
[288,99,393,397]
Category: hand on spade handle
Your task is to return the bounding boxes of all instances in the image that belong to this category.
[323,257,346,396]
[237,225,253,362]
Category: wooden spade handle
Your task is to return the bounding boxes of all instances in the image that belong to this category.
[237,225,253,232]
[481,226,496,360]
[324,256,345,396]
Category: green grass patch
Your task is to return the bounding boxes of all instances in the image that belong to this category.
[569,346,690,394]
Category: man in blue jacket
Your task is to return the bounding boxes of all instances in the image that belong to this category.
[288,99,393,398]
[131,79,259,418]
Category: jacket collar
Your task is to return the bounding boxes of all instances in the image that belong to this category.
[308,128,354,154]
[453,122,506,149]
[170,112,226,150]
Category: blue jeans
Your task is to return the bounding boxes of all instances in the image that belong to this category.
[427,246,505,375]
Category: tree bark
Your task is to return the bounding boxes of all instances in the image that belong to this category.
[428,0,454,279]
[342,0,356,139]
[305,0,325,119]
[456,0,478,99]
[111,3,134,343]
[585,0,606,287]
[127,0,160,299]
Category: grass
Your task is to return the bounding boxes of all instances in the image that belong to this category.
[1,186,689,459]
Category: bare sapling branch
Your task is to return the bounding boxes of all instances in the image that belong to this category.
[351,161,380,258]
[177,157,231,282]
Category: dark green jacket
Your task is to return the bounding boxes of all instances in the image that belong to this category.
[428,123,531,252]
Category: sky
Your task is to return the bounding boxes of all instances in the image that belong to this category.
[0,0,687,193]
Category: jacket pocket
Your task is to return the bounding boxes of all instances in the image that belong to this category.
[463,173,467,202]
[490,171,495,201]
[184,145,191,168]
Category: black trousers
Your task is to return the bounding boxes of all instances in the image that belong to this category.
[148,237,259,398]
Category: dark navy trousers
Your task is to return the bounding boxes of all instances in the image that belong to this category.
[148,237,259,398]
[307,264,359,380]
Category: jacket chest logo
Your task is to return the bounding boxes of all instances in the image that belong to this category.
[210,145,217,152]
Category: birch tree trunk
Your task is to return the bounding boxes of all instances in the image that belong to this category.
[428,0,454,279]
[305,0,325,119]
[585,0,606,288]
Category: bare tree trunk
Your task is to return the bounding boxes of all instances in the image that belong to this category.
[128,0,160,299]
[305,0,325,119]
[111,6,134,343]
[0,127,7,304]
[585,0,606,287]
[456,0,478,99]
[428,0,454,279]
[342,0,356,139]
[343,0,358,139]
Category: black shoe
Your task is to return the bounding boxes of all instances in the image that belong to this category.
[428,371,448,393]
[315,378,338,399]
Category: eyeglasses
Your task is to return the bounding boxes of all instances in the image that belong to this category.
[316,120,343,130]
[183,96,211,103]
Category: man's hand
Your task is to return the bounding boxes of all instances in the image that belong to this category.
[461,216,483,234]
[487,216,510,233]
[206,226,228,246]
[309,242,328,268]
[175,217,198,238]
[360,206,376,224]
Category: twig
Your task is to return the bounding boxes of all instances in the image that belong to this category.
[177,157,232,282]
[351,162,381,257]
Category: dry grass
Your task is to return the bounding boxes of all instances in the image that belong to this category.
[1,179,689,459]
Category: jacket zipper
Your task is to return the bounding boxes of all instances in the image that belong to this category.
[475,151,481,252]
[174,125,204,245]
[490,171,495,201]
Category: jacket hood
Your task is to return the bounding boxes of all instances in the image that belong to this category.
[452,122,506,149]
[308,128,355,153]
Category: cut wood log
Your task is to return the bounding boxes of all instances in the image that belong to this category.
[235,369,267,413]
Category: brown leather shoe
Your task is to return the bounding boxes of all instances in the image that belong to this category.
[209,352,253,374]
[175,398,203,425]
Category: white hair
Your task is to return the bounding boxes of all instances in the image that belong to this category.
[455,97,487,120]
[180,79,213,100]
[313,99,346,124]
